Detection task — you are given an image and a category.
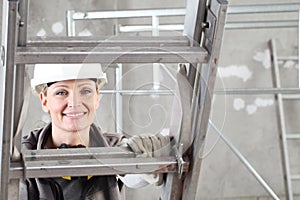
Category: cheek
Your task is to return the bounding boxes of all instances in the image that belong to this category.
[93,94,100,109]
[47,99,65,114]
[94,98,99,109]
[88,100,99,112]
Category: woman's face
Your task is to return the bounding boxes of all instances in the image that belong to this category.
[40,79,99,133]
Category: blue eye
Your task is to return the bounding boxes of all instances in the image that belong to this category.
[81,89,92,95]
[56,91,67,96]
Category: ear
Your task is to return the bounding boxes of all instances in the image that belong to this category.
[39,92,49,113]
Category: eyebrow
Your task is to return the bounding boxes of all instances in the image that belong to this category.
[51,82,95,89]
[50,84,68,90]
[77,82,95,88]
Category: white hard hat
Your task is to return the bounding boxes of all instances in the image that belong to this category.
[31,63,107,93]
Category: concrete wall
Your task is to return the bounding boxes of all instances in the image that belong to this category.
[198,2,299,198]
[2,0,300,199]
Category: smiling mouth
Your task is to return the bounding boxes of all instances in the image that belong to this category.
[63,113,86,117]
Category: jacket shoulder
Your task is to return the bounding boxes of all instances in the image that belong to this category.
[21,128,43,150]
[90,124,125,147]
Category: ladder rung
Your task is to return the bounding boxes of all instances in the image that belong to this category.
[286,134,300,139]
[277,56,298,61]
[282,94,300,100]
[16,46,208,64]
[27,36,192,47]
[291,175,300,180]
[22,146,135,160]
[10,147,189,179]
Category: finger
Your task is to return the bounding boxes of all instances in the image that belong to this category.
[149,135,161,157]
[139,135,152,157]
[157,133,170,146]
[127,135,147,156]
[156,134,171,156]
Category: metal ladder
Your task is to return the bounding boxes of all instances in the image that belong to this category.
[0,0,228,199]
[269,39,300,200]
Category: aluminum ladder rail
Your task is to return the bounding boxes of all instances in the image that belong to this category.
[1,0,28,199]
[269,39,300,199]
[161,0,228,199]
[0,0,228,200]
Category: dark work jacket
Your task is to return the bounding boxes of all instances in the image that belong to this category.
[22,123,125,200]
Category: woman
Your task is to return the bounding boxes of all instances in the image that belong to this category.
[22,63,169,200]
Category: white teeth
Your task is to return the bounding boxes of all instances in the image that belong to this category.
[65,113,84,117]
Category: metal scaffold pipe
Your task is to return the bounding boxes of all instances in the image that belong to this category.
[209,120,280,200]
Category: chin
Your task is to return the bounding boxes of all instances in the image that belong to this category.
[64,125,88,133]
[63,120,88,129]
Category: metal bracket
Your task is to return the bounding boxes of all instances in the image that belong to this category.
[205,9,217,54]
[175,143,186,178]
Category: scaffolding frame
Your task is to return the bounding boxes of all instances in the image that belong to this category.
[65,2,300,200]
[66,4,300,32]
[65,3,300,137]
[66,5,300,199]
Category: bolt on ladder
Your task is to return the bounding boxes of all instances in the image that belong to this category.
[269,39,300,200]
[0,0,228,199]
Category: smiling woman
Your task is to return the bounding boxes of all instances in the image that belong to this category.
[30,64,106,149]
[21,63,170,200]
[40,79,100,148]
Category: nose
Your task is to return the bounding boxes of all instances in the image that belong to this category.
[67,92,82,107]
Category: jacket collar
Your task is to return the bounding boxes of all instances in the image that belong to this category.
[36,123,109,149]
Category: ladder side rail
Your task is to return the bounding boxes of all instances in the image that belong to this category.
[160,0,208,198]
[17,0,28,46]
[183,0,206,45]
[298,9,300,87]
[0,0,19,199]
[183,1,228,199]
[14,0,28,156]
[13,0,29,200]
[269,39,293,200]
